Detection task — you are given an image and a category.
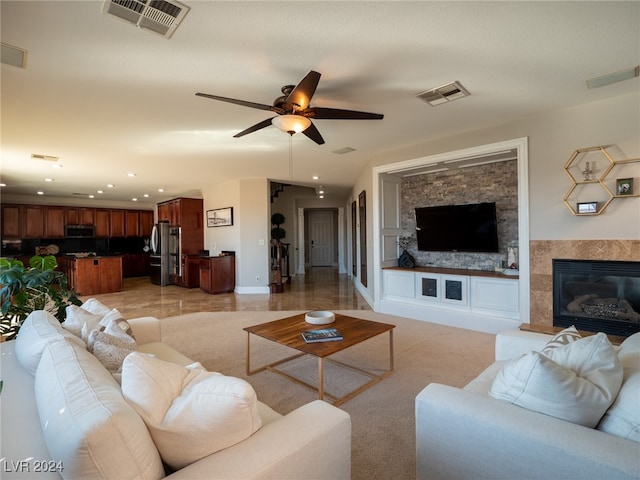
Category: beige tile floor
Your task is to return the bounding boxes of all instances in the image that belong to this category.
[88,267,371,319]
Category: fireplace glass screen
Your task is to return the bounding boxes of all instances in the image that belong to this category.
[553,259,640,337]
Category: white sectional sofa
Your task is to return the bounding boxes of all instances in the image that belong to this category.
[0,308,351,480]
[416,328,640,480]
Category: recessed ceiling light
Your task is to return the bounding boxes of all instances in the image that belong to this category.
[319,190,325,194]
[132,198,138,201]
[89,195,95,199]
[44,178,53,182]
[0,183,6,187]
[128,172,136,177]
[312,176,319,180]
[143,194,149,198]
[97,190,104,194]
[319,195,324,199]
[50,164,62,169]
[37,191,44,195]
[107,184,115,188]
[158,188,164,192]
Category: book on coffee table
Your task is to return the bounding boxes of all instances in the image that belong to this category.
[301,328,343,343]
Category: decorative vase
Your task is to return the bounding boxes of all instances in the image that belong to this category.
[398,249,416,268]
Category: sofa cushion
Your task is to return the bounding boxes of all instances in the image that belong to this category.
[62,305,103,337]
[35,338,165,480]
[87,316,138,373]
[15,310,86,376]
[489,333,623,427]
[78,297,113,316]
[121,352,262,470]
[597,332,640,442]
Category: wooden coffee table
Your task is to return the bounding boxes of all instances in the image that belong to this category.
[244,313,395,406]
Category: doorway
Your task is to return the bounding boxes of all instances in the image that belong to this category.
[306,209,337,267]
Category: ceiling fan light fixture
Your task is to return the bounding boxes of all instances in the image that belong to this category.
[272,115,311,134]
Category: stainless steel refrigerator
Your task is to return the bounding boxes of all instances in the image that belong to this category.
[150,222,181,285]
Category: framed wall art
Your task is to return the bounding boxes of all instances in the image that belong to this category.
[616,178,633,196]
[207,207,233,227]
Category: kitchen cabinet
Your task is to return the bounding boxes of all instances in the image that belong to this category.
[110,210,125,237]
[181,254,200,288]
[122,253,150,278]
[1,205,21,238]
[95,209,110,237]
[139,210,154,237]
[125,210,139,237]
[45,206,66,238]
[156,197,204,255]
[68,256,123,296]
[66,208,95,226]
[199,256,235,294]
[23,206,45,238]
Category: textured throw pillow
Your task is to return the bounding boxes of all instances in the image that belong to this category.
[121,352,262,470]
[87,316,137,373]
[542,325,581,353]
[80,308,123,342]
[489,333,623,427]
[78,297,112,316]
[597,332,640,442]
[15,310,86,375]
[62,305,103,338]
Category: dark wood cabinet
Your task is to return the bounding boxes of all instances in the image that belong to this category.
[110,210,125,237]
[23,206,45,238]
[1,205,22,238]
[45,206,66,238]
[200,256,235,294]
[95,209,110,237]
[70,256,123,296]
[157,203,170,223]
[156,198,203,255]
[66,208,95,226]
[125,210,139,237]
[122,253,150,278]
[139,210,154,237]
[181,254,200,288]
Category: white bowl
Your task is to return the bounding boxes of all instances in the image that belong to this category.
[305,311,335,325]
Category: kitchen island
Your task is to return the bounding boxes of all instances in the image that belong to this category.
[59,254,123,296]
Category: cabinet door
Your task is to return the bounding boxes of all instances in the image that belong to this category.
[66,208,95,226]
[139,210,154,237]
[75,259,101,296]
[23,206,45,238]
[157,203,170,222]
[100,257,123,293]
[110,210,125,237]
[199,258,212,293]
[1,205,22,238]
[45,206,65,238]
[125,210,139,237]
[95,209,110,237]
[169,200,180,225]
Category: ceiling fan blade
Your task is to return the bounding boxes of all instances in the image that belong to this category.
[285,71,321,111]
[233,117,275,138]
[302,122,325,145]
[196,93,284,113]
[306,107,384,120]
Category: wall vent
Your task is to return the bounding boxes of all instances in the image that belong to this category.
[1,43,27,69]
[102,0,190,38]
[416,81,470,106]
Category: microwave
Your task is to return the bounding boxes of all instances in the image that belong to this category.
[65,225,95,238]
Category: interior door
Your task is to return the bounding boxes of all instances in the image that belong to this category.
[309,210,334,266]
[359,191,367,287]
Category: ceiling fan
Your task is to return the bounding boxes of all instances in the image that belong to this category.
[195,70,383,145]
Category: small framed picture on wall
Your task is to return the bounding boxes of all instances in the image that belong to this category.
[616,178,633,196]
[577,202,598,214]
[207,207,233,227]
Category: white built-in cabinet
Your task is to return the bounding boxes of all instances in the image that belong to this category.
[381,267,520,333]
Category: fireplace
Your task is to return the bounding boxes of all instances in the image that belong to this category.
[553,259,640,337]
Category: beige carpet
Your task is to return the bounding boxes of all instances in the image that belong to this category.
[159,310,496,480]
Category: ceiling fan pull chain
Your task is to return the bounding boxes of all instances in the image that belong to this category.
[289,133,293,180]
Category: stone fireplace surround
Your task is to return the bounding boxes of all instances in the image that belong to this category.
[530,239,639,329]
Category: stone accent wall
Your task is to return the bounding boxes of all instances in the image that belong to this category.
[530,239,640,327]
[400,160,518,270]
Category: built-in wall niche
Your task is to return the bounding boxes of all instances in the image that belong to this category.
[399,159,518,271]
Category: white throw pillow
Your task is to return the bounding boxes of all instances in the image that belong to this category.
[542,325,581,353]
[87,316,137,373]
[15,310,86,376]
[80,308,123,342]
[121,352,262,470]
[79,297,112,316]
[35,338,165,480]
[597,332,640,442]
[62,304,103,337]
[489,333,623,427]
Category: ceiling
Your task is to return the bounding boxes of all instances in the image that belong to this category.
[2,1,639,207]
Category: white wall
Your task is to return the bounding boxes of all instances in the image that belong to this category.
[202,178,270,293]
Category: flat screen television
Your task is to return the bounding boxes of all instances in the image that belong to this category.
[415,202,499,252]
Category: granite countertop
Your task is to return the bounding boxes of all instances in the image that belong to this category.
[383,265,519,279]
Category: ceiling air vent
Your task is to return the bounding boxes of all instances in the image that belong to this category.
[102,0,190,38]
[417,81,470,106]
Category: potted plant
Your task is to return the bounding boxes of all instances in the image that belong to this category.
[0,255,81,340]
[397,233,417,268]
